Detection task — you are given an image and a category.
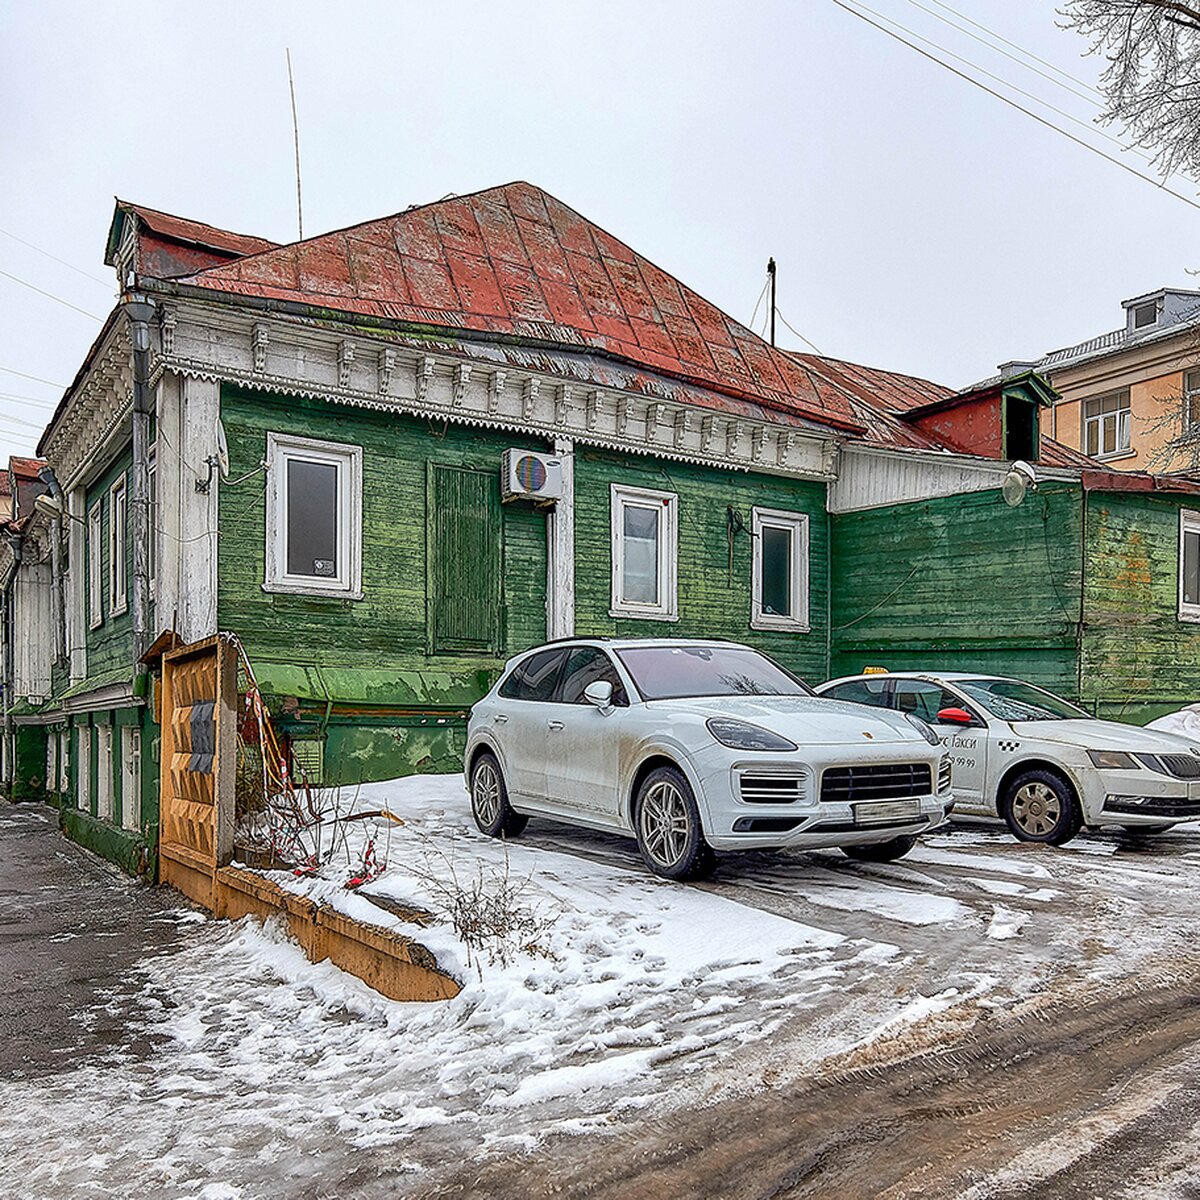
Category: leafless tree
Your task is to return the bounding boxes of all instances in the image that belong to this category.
[1060,1,1200,177]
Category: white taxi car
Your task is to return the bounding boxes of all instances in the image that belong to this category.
[815,671,1200,845]
[465,639,953,880]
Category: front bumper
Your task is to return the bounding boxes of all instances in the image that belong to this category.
[1089,768,1200,826]
[695,748,953,851]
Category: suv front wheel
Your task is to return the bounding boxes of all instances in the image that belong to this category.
[634,765,715,881]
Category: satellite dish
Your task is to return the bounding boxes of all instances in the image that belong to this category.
[1002,460,1038,508]
[215,419,230,478]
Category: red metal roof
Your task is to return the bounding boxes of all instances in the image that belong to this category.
[178,182,863,433]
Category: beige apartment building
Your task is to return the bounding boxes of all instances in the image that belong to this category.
[1032,288,1200,475]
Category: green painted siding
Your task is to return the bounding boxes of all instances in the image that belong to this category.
[572,449,831,684]
[83,446,134,689]
[1081,491,1200,723]
[830,485,1085,693]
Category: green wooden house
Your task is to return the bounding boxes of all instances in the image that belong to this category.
[6,182,1200,876]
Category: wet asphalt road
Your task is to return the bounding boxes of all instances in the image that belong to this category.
[0,802,194,1079]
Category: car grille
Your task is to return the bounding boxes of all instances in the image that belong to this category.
[1136,753,1200,779]
[820,763,933,804]
[739,773,806,804]
[938,756,952,793]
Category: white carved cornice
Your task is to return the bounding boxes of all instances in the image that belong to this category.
[146,299,841,481]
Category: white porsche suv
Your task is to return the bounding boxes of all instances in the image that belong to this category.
[816,671,1200,845]
[465,638,953,880]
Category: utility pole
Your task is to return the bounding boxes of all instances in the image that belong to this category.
[767,257,777,347]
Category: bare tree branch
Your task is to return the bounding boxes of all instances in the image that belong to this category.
[1060,1,1200,174]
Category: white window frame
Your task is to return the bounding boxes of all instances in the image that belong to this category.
[77,726,92,813]
[96,725,113,821]
[108,474,128,617]
[610,483,678,621]
[87,501,103,629]
[1180,508,1200,623]
[120,725,141,831]
[147,447,157,600]
[1082,391,1132,459]
[751,507,810,632]
[58,730,69,793]
[264,433,363,598]
[46,734,58,794]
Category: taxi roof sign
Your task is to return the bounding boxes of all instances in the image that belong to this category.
[862,666,889,675]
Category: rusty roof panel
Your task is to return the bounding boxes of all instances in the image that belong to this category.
[178,182,864,433]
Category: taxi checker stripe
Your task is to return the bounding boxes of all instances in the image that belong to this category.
[998,740,1021,753]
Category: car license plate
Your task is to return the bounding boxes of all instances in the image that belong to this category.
[854,799,921,825]
[1189,782,1200,801]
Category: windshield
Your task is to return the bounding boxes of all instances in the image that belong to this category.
[616,644,812,701]
[957,678,1089,722]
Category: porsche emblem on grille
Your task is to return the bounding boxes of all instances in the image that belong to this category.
[862,731,874,739]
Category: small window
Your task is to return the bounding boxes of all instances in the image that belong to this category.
[751,508,810,632]
[58,730,69,793]
[823,677,889,708]
[87,502,103,629]
[96,726,113,821]
[1083,392,1131,458]
[121,726,141,831]
[610,484,678,621]
[265,433,363,597]
[46,734,58,793]
[1133,301,1159,330]
[109,475,128,617]
[148,449,157,597]
[556,647,629,706]
[499,648,568,701]
[1184,371,1200,434]
[77,726,92,812]
[1181,509,1200,622]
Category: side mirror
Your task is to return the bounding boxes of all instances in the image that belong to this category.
[936,707,975,727]
[583,680,614,710]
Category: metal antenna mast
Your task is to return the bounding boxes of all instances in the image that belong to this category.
[767,257,777,347]
[286,48,304,240]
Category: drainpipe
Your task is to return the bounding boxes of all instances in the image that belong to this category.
[124,293,156,689]
[2,528,23,789]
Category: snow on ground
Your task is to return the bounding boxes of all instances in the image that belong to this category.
[7,776,1200,1199]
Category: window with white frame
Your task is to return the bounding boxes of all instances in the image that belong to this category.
[610,484,678,620]
[87,501,103,628]
[58,730,69,793]
[109,474,128,616]
[751,508,810,631]
[121,725,141,831]
[147,448,157,598]
[46,735,58,794]
[77,726,92,812]
[1083,391,1131,458]
[1184,370,1200,435]
[96,725,113,821]
[1180,509,1200,622]
[265,433,363,597]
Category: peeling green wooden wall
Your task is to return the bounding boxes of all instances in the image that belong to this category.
[572,449,831,684]
[1081,491,1200,724]
[830,485,1085,693]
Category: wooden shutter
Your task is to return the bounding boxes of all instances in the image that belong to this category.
[429,466,501,653]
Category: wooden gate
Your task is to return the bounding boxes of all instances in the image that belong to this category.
[158,634,237,908]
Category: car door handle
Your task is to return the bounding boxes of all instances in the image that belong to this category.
[547,720,564,731]
[493,714,508,724]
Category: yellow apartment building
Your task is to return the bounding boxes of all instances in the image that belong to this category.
[1035,288,1200,475]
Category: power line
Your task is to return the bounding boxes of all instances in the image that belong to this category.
[0,227,113,288]
[0,366,67,389]
[902,0,1103,107]
[748,275,770,331]
[0,391,58,408]
[0,408,48,431]
[851,0,1163,168]
[830,0,1200,214]
[0,270,105,320]
[775,308,824,355]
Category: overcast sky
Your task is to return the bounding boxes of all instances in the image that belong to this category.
[1,0,1196,462]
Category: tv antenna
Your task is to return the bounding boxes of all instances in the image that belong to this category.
[286,48,304,240]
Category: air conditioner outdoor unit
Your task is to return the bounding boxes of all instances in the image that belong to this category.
[501,449,564,504]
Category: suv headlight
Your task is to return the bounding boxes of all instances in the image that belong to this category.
[903,712,941,746]
[706,718,798,752]
[1087,750,1141,770]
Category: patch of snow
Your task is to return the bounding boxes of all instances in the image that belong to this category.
[986,904,1027,940]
